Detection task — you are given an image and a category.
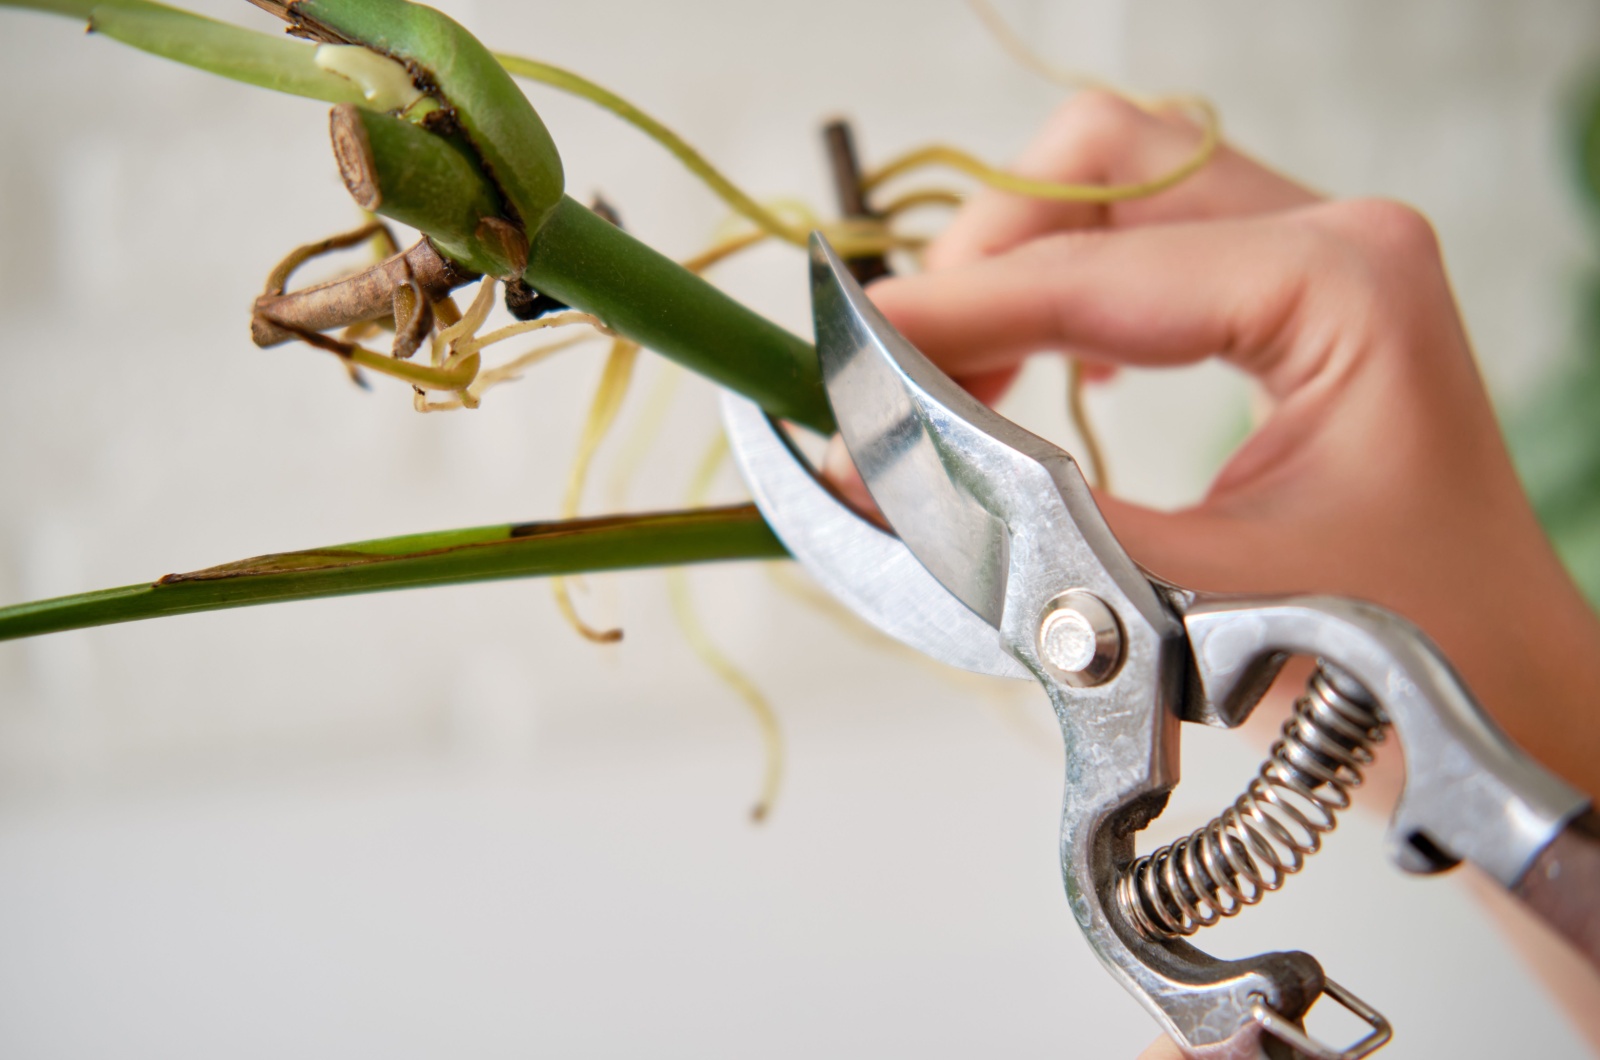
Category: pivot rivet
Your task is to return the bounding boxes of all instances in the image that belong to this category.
[1037,591,1123,687]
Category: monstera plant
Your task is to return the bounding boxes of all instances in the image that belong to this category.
[0,0,1217,815]
[0,0,1215,630]
[3,4,1597,1057]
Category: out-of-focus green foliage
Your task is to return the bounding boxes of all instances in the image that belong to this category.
[1512,70,1600,605]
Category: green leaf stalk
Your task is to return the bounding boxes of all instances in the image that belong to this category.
[0,507,785,642]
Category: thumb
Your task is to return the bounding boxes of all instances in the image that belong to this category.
[1097,494,1280,595]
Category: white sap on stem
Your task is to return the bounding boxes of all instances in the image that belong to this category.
[314,43,424,113]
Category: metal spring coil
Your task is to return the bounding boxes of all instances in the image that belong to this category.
[1116,665,1388,940]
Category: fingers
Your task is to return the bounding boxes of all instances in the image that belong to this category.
[927,91,1320,271]
[876,210,1336,396]
[1133,1035,1187,1060]
[878,196,1472,411]
[846,196,1486,601]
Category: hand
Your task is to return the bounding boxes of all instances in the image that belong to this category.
[1133,1037,1184,1060]
[829,91,1600,805]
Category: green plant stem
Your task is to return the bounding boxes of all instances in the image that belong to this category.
[281,0,566,233]
[346,110,832,432]
[268,0,831,431]
[9,0,834,432]
[0,505,786,642]
[335,105,509,276]
[525,197,830,432]
[1,0,826,641]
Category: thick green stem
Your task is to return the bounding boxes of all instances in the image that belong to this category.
[278,0,566,234]
[0,506,785,642]
[332,104,508,276]
[342,109,833,432]
[11,0,835,432]
[306,0,831,429]
[2,0,829,644]
[524,198,831,433]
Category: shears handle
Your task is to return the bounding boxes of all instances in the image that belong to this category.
[1512,809,1600,969]
[1180,594,1598,968]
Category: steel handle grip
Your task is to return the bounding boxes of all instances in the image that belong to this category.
[1512,808,1600,972]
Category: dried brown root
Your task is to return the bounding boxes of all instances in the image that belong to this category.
[260,219,389,298]
[251,230,478,349]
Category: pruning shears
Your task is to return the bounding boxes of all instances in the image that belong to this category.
[720,235,1600,1060]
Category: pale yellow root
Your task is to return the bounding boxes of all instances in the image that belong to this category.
[436,276,498,349]
[342,319,387,344]
[550,222,779,634]
[670,434,784,821]
[1066,358,1109,491]
[327,338,481,392]
[880,188,965,217]
[414,332,601,412]
[295,281,499,397]
[457,309,612,357]
[668,569,785,821]
[395,277,608,410]
[495,52,810,248]
[679,230,769,274]
[598,229,762,509]
[702,200,912,261]
[261,219,394,297]
[964,0,1117,94]
[494,52,907,256]
[496,43,1217,259]
[863,123,1218,204]
[604,361,684,511]
[552,337,642,643]
[864,0,1220,210]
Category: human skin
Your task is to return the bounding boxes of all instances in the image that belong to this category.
[824,91,1600,1054]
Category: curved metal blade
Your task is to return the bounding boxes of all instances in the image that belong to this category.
[811,233,1148,630]
[811,237,1023,625]
[720,389,1028,680]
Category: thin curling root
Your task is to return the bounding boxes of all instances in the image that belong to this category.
[671,434,784,822]
[552,336,642,643]
[863,101,1219,203]
[495,52,808,247]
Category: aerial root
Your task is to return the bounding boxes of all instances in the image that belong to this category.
[552,336,642,643]
[252,233,477,348]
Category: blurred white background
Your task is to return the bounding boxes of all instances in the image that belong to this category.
[1,0,1598,1056]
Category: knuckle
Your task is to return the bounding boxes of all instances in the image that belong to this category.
[1290,199,1447,328]
[1065,89,1147,137]
[1036,90,1150,161]
[1055,88,1144,130]
[1311,197,1442,266]
[1281,199,1453,370]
